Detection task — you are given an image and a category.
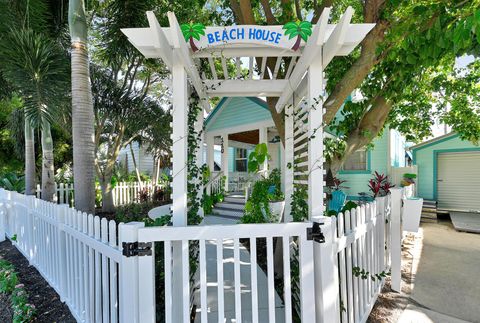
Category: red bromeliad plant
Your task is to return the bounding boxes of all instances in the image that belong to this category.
[368,171,395,197]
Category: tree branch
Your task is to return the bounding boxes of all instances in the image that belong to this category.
[260,0,277,24]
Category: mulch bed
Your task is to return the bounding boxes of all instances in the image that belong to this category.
[0,240,76,323]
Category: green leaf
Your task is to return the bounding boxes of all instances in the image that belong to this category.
[282,22,298,30]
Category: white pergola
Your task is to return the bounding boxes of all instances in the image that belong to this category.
[122,7,374,226]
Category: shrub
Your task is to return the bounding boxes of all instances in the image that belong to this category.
[0,260,35,322]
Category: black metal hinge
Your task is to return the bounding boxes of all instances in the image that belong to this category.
[122,242,153,257]
[307,222,325,243]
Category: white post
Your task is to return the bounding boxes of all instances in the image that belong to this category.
[57,204,68,300]
[206,136,215,194]
[308,57,325,220]
[221,133,229,192]
[259,127,268,176]
[119,222,144,323]
[284,103,294,222]
[0,189,6,242]
[313,216,340,323]
[390,188,402,292]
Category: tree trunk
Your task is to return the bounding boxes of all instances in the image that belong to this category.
[69,0,96,214]
[40,118,56,201]
[130,143,143,189]
[99,174,115,213]
[24,117,36,196]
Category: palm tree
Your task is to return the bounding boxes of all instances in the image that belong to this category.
[282,21,313,51]
[181,22,206,52]
[0,29,69,201]
[68,0,96,213]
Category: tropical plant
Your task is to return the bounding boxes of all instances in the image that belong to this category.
[0,29,69,201]
[69,0,96,213]
[181,22,206,52]
[282,20,312,51]
[0,173,25,193]
[247,143,270,173]
[368,171,394,198]
[290,184,308,222]
[401,173,417,187]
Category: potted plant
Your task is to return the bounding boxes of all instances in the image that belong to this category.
[368,171,394,214]
[401,173,417,198]
[266,168,285,222]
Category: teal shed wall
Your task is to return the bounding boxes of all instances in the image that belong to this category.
[412,134,480,200]
[205,97,271,132]
[337,130,389,197]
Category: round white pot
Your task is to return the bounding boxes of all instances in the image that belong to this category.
[148,204,172,219]
[269,200,285,222]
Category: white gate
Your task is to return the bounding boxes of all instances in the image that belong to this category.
[131,222,319,323]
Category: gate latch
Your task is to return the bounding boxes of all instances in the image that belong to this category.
[307,222,325,243]
[122,241,152,257]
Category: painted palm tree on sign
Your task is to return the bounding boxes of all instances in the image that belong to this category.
[283,21,313,51]
[181,22,206,52]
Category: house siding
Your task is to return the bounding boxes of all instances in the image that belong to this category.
[337,130,390,197]
[412,134,480,200]
[206,97,271,132]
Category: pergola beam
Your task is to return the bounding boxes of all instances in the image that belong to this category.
[322,6,354,67]
[204,79,288,97]
[275,7,331,113]
[167,12,211,113]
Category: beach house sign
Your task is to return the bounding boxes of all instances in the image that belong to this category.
[181,21,313,52]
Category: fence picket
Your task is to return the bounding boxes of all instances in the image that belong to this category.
[233,238,242,323]
[94,216,102,323]
[266,237,276,323]
[101,218,110,323]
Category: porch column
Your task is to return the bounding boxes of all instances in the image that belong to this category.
[259,127,268,176]
[307,57,325,220]
[284,103,294,222]
[221,133,229,192]
[171,63,187,320]
[206,135,214,194]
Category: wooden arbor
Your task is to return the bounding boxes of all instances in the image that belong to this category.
[122,7,374,226]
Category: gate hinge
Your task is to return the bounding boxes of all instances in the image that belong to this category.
[122,241,152,257]
[307,222,325,243]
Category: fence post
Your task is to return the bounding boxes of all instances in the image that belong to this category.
[56,204,68,301]
[26,195,36,262]
[0,189,6,242]
[313,216,340,323]
[390,188,402,292]
[118,221,144,323]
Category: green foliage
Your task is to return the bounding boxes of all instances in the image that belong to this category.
[341,201,358,213]
[0,172,25,193]
[115,201,167,223]
[352,266,390,282]
[202,194,214,215]
[247,143,270,173]
[241,180,271,224]
[0,259,35,322]
[0,29,69,128]
[267,168,284,202]
[290,185,308,222]
[144,214,172,227]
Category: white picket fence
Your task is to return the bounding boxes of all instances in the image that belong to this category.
[36,181,164,207]
[0,188,402,323]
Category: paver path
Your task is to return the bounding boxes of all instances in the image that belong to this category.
[193,215,285,322]
[409,221,480,323]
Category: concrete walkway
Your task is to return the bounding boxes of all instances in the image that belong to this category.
[193,215,285,322]
[400,221,480,323]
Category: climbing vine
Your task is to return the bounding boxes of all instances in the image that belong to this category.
[187,91,207,225]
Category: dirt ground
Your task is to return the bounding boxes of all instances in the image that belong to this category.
[367,232,418,323]
[0,240,75,323]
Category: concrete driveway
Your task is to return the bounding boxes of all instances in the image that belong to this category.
[406,221,480,323]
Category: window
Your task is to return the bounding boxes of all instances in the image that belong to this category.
[235,148,247,172]
[342,149,367,171]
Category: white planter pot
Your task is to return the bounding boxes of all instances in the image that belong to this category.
[375,196,388,216]
[269,201,285,222]
[402,198,423,232]
[148,204,172,219]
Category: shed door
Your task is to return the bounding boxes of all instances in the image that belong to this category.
[437,151,480,211]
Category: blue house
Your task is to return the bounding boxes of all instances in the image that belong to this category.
[410,133,480,212]
[204,96,407,198]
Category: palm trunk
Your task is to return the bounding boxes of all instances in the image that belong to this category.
[292,35,301,51]
[152,155,158,185]
[99,173,115,213]
[41,118,56,201]
[24,117,36,196]
[69,0,96,214]
[130,143,143,189]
